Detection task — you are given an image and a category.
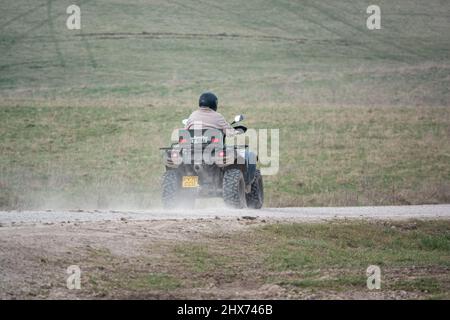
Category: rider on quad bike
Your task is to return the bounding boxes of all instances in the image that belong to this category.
[160,92,263,209]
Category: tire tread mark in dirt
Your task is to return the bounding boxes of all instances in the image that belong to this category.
[0,60,60,71]
[75,31,308,44]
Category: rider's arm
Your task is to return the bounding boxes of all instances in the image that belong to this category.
[185,112,196,129]
[217,114,238,136]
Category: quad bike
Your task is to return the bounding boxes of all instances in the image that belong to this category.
[160,115,263,209]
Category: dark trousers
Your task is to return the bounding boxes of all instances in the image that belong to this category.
[245,150,257,184]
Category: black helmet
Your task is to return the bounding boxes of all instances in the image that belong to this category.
[199,92,218,111]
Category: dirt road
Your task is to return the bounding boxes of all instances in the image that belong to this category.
[1,204,449,226]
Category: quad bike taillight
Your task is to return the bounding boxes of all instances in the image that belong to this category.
[211,137,220,143]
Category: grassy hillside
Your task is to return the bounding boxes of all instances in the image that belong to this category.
[1,0,449,107]
[0,0,449,209]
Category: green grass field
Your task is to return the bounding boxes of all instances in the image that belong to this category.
[1,0,449,209]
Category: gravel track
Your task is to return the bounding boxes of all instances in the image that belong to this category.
[1,204,449,226]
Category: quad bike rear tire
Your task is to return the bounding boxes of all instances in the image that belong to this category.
[246,169,264,209]
[223,169,247,209]
[161,170,196,209]
[161,170,180,209]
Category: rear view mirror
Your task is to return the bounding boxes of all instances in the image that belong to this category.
[182,119,188,126]
[231,114,245,125]
[234,114,244,123]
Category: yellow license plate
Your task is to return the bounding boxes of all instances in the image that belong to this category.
[182,176,199,188]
